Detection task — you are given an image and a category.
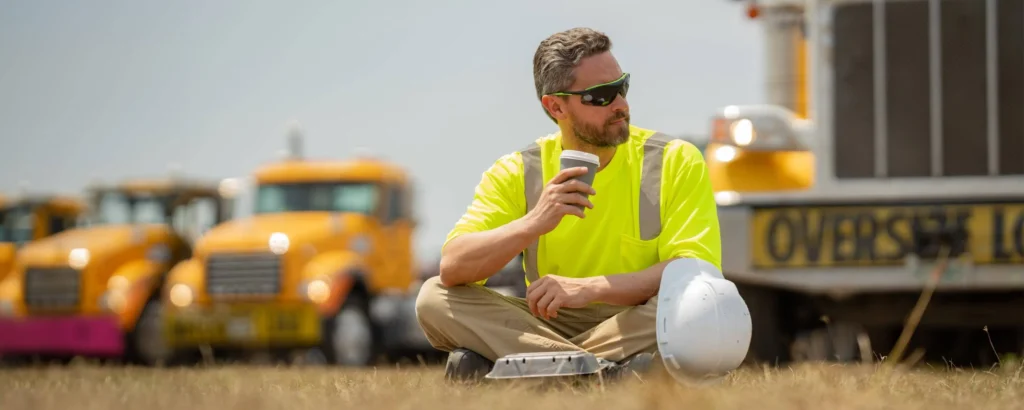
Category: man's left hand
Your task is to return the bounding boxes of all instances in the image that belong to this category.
[526,275,602,319]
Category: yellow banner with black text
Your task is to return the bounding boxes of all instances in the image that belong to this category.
[751,203,1024,268]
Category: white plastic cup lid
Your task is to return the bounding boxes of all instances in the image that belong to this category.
[560,150,600,165]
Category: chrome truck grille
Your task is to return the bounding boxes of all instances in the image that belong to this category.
[23,267,81,310]
[205,252,282,296]
[832,0,1024,179]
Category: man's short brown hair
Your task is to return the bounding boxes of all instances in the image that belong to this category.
[533,28,612,121]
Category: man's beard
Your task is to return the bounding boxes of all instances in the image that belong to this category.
[571,111,630,148]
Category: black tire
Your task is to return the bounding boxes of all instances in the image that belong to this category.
[320,290,382,366]
[790,322,864,363]
[738,285,790,366]
[127,298,173,366]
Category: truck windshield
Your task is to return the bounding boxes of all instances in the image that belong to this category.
[89,191,170,225]
[0,205,34,245]
[254,182,378,215]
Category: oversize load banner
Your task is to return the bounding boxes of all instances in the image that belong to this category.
[750,203,1024,268]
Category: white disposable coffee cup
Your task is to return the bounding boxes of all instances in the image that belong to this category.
[559,150,600,210]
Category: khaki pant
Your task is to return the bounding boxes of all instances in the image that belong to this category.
[414,276,659,363]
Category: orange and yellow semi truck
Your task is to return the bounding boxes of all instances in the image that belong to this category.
[0,194,87,284]
[0,178,235,365]
[162,151,433,365]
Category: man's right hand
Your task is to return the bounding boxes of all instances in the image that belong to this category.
[437,166,595,287]
[523,166,596,236]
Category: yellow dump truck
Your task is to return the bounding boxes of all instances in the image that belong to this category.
[0,178,235,364]
[0,194,87,284]
[163,152,432,365]
[710,0,1024,368]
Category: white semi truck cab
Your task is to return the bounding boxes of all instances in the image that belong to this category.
[708,0,1024,367]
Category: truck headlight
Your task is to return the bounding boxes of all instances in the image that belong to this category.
[712,145,738,163]
[710,104,811,152]
[714,191,742,207]
[169,284,194,308]
[99,290,126,313]
[68,248,90,269]
[300,279,330,304]
[108,275,130,291]
[269,232,290,255]
[0,300,14,317]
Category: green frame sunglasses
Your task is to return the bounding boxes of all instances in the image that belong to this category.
[549,73,630,107]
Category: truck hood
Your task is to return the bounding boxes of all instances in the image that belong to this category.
[195,212,369,255]
[16,224,165,267]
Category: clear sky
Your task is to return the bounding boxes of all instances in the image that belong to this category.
[0,0,765,260]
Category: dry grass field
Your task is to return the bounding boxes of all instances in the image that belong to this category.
[2,360,1024,410]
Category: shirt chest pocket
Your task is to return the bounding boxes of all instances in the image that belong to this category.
[618,233,660,273]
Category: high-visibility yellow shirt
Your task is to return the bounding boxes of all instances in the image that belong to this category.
[443,125,721,283]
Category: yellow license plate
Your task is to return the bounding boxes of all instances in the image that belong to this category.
[166,303,322,348]
[750,202,1024,269]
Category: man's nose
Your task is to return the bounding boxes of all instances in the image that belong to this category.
[610,95,628,112]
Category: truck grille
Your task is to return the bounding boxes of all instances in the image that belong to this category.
[205,252,282,296]
[832,0,1024,179]
[23,267,81,310]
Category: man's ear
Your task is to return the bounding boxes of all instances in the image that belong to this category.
[541,95,568,121]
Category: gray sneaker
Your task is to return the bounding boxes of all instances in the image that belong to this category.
[444,348,494,383]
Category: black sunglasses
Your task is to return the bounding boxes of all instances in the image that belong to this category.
[549,73,630,107]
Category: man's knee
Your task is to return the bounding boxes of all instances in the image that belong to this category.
[414,276,450,325]
[414,276,492,323]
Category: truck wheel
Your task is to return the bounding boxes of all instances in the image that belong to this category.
[131,299,172,366]
[738,285,789,366]
[790,322,864,362]
[322,292,380,366]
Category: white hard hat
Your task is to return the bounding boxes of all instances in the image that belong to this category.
[655,258,752,385]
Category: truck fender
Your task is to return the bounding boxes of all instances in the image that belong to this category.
[164,258,203,294]
[0,274,23,316]
[109,259,163,329]
[300,250,366,316]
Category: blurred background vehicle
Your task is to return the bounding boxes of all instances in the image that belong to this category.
[162,129,436,366]
[0,176,235,365]
[709,0,1024,367]
[0,194,87,284]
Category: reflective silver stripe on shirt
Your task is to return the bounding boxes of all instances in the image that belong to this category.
[518,132,679,283]
[520,142,543,283]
